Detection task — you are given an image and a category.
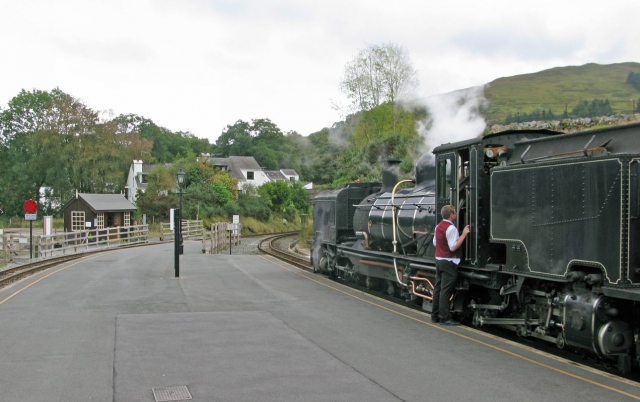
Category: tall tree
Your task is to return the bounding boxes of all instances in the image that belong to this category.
[339,43,418,113]
[0,88,98,214]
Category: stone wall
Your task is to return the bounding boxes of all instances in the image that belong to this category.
[488,114,640,134]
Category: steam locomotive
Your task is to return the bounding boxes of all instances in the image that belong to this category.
[311,122,640,374]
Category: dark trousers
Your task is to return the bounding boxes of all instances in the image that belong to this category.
[432,259,458,321]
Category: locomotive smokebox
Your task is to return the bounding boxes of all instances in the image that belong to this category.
[415,154,435,185]
[381,159,402,193]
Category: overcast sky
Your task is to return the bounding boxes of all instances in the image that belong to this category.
[2,0,638,144]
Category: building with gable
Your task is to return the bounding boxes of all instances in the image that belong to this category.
[125,160,172,204]
[61,193,137,232]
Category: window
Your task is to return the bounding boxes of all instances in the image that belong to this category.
[97,213,104,229]
[124,212,130,227]
[437,158,452,199]
[71,211,85,231]
[247,171,254,180]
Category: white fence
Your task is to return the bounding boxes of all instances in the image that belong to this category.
[1,220,244,263]
[160,220,203,241]
[160,220,242,254]
[1,225,149,263]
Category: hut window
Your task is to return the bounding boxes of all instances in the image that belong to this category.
[124,212,130,227]
[71,211,85,231]
[97,213,104,229]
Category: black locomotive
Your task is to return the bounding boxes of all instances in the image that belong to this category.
[311,122,640,374]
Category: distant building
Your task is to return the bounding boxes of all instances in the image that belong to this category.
[125,160,172,204]
[125,156,310,197]
[208,156,270,192]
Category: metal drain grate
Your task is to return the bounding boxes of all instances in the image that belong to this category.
[152,386,192,401]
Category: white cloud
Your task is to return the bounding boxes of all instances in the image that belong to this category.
[1,0,638,143]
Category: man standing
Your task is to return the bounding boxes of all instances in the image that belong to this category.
[432,205,470,325]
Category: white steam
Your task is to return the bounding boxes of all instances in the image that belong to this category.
[414,85,489,162]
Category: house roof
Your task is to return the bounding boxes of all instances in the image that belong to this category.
[281,169,297,176]
[72,194,137,212]
[208,156,263,181]
[142,162,172,173]
[265,170,287,181]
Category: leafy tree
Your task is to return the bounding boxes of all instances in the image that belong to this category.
[258,181,291,212]
[339,43,418,112]
[0,89,98,214]
[213,119,305,173]
[114,113,211,163]
[289,182,310,214]
[215,120,252,157]
[237,193,271,221]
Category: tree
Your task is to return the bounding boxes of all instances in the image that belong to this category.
[339,43,418,112]
[0,89,100,214]
[258,181,291,212]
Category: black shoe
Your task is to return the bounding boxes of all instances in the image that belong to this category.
[431,316,440,323]
[440,320,460,326]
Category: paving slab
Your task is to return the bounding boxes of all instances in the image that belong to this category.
[115,311,397,401]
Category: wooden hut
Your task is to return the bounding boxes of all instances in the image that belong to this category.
[61,193,137,233]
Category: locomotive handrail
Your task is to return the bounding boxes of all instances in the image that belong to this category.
[352,203,433,209]
[583,134,596,156]
[520,145,531,164]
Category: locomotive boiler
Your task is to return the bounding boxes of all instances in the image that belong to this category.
[311,122,640,375]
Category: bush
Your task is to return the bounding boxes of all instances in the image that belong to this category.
[224,201,241,217]
[283,206,297,223]
[238,194,271,221]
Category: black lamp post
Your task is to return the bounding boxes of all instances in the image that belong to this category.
[174,168,186,278]
[177,168,185,255]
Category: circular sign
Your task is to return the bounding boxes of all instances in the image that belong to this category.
[23,199,38,214]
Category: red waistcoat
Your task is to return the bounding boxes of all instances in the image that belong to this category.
[435,220,460,259]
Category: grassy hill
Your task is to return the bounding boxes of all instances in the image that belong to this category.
[483,62,640,125]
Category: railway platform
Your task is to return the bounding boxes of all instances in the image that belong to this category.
[0,240,638,401]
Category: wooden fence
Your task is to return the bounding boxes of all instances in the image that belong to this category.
[1,220,243,263]
[201,223,241,254]
[160,220,203,241]
[1,225,149,263]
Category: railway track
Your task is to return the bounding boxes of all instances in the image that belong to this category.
[258,232,312,271]
[0,254,86,290]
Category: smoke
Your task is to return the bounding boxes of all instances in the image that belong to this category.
[413,85,489,163]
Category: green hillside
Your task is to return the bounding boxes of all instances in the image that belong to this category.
[483,62,640,125]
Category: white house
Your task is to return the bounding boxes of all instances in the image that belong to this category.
[209,156,271,192]
[125,160,173,204]
[124,160,145,204]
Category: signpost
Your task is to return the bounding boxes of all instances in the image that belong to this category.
[23,199,38,259]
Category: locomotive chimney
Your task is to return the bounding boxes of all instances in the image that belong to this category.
[381,158,401,193]
[415,154,436,185]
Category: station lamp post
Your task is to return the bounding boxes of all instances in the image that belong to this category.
[174,168,186,278]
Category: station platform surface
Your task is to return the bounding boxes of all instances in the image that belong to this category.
[0,240,638,401]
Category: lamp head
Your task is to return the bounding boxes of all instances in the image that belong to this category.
[176,168,186,186]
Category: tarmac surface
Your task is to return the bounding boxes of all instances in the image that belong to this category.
[0,240,639,401]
